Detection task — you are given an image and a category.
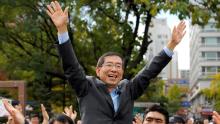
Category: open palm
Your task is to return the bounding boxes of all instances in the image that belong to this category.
[46,1,68,29]
[171,21,186,45]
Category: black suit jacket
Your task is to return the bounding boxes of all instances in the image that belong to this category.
[58,40,171,124]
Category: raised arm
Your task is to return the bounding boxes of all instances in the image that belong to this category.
[63,105,77,123]
[46,1,89,97]
[41,104,49,124]
[131,21,186,99]
[3,99,25,124]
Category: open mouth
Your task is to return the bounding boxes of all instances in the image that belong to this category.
[108,74,117,80]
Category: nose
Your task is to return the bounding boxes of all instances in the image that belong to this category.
[110,66,117,71]
[149,121,158,124]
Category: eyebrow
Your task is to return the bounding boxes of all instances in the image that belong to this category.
[146,117,164,121]
[104,62,122,64]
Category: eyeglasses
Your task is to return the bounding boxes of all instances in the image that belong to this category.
[102,63,123,69]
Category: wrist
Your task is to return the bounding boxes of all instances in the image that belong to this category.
[167,40,177,51]
[57,25,68,34]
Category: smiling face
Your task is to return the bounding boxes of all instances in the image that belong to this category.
[96,55,124,89]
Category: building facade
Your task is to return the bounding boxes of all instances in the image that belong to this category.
[146,18,179,80]
[189,20,220,118]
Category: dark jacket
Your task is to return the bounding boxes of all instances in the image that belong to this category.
[58,40,171,124]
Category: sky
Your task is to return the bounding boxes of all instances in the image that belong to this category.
[157,12,190,70]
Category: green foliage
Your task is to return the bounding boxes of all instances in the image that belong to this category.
[137,78,168,104]
[167,84,181,100]
[215,101,220,112]
[0,0,220,113]
[0,0,76,112]
[167,84,182,114]
[202,74,220,111]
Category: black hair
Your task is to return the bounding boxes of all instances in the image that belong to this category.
[49,114,74,124]
[11,100,20,106]
[169,115,185,124]
[144,104,169,124]
[96,52,124,68]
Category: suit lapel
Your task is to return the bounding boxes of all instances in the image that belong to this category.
[96,79,114,111]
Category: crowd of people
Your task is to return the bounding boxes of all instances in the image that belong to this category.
[2,99,81,124]
[2,99,220,124]
[1,1,220,124]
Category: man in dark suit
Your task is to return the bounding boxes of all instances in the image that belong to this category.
[46,1,186,124]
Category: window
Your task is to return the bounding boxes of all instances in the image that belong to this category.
[206,67,216,72]
[201,51,219,60]
[201,37,220,46]
[201,66,220,74]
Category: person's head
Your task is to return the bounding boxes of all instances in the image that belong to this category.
[30,114,39,124]
[176,108,187,120]
[49,114,74,124]
[169,115,185,124]
[143,104,169,124]
[96,52,124,88]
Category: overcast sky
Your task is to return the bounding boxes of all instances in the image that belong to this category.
[157,12,190,70]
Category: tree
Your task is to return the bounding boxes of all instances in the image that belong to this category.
[201,74,220,111]
[0,0,77,111]
[167,84,182,114]
[137,78,168,104]
[0,0,220,111]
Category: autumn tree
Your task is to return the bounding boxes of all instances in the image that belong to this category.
[0,0,220,110]
[202,74,220,111]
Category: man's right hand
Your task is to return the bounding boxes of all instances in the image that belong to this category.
[46,1,68,34]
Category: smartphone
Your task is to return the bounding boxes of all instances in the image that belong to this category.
[0,99,12,117]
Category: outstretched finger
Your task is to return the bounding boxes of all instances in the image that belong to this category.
[213,111,220,123]
[69,105,73,113]
[46,5,54,15]
[46,10,52,18]
[182,31,186,37]
[177,21,186,31]
[64,7,69,16]
[178,21,185,27]
[64,106,69,113]
[55,1,62,11]
[213,111,220,117]
[41,104,46,112]
[50,1,57,11]
[41,104,49,121]
[213,116,220,124]
[2,99,14,115]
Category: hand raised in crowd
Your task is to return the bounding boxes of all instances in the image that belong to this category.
[133,113,142,124]
[167,21,186,50]
[63,105,77,122]
[6,104,23,124]
[41,104,49,124]
[46,1,68,33]
[213,111,220,124]
[3,99,25,124]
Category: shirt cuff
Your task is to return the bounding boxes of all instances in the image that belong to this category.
[163,46,173,57]
[58,32,69,44]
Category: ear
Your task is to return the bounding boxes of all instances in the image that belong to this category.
[96,67,101,77]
